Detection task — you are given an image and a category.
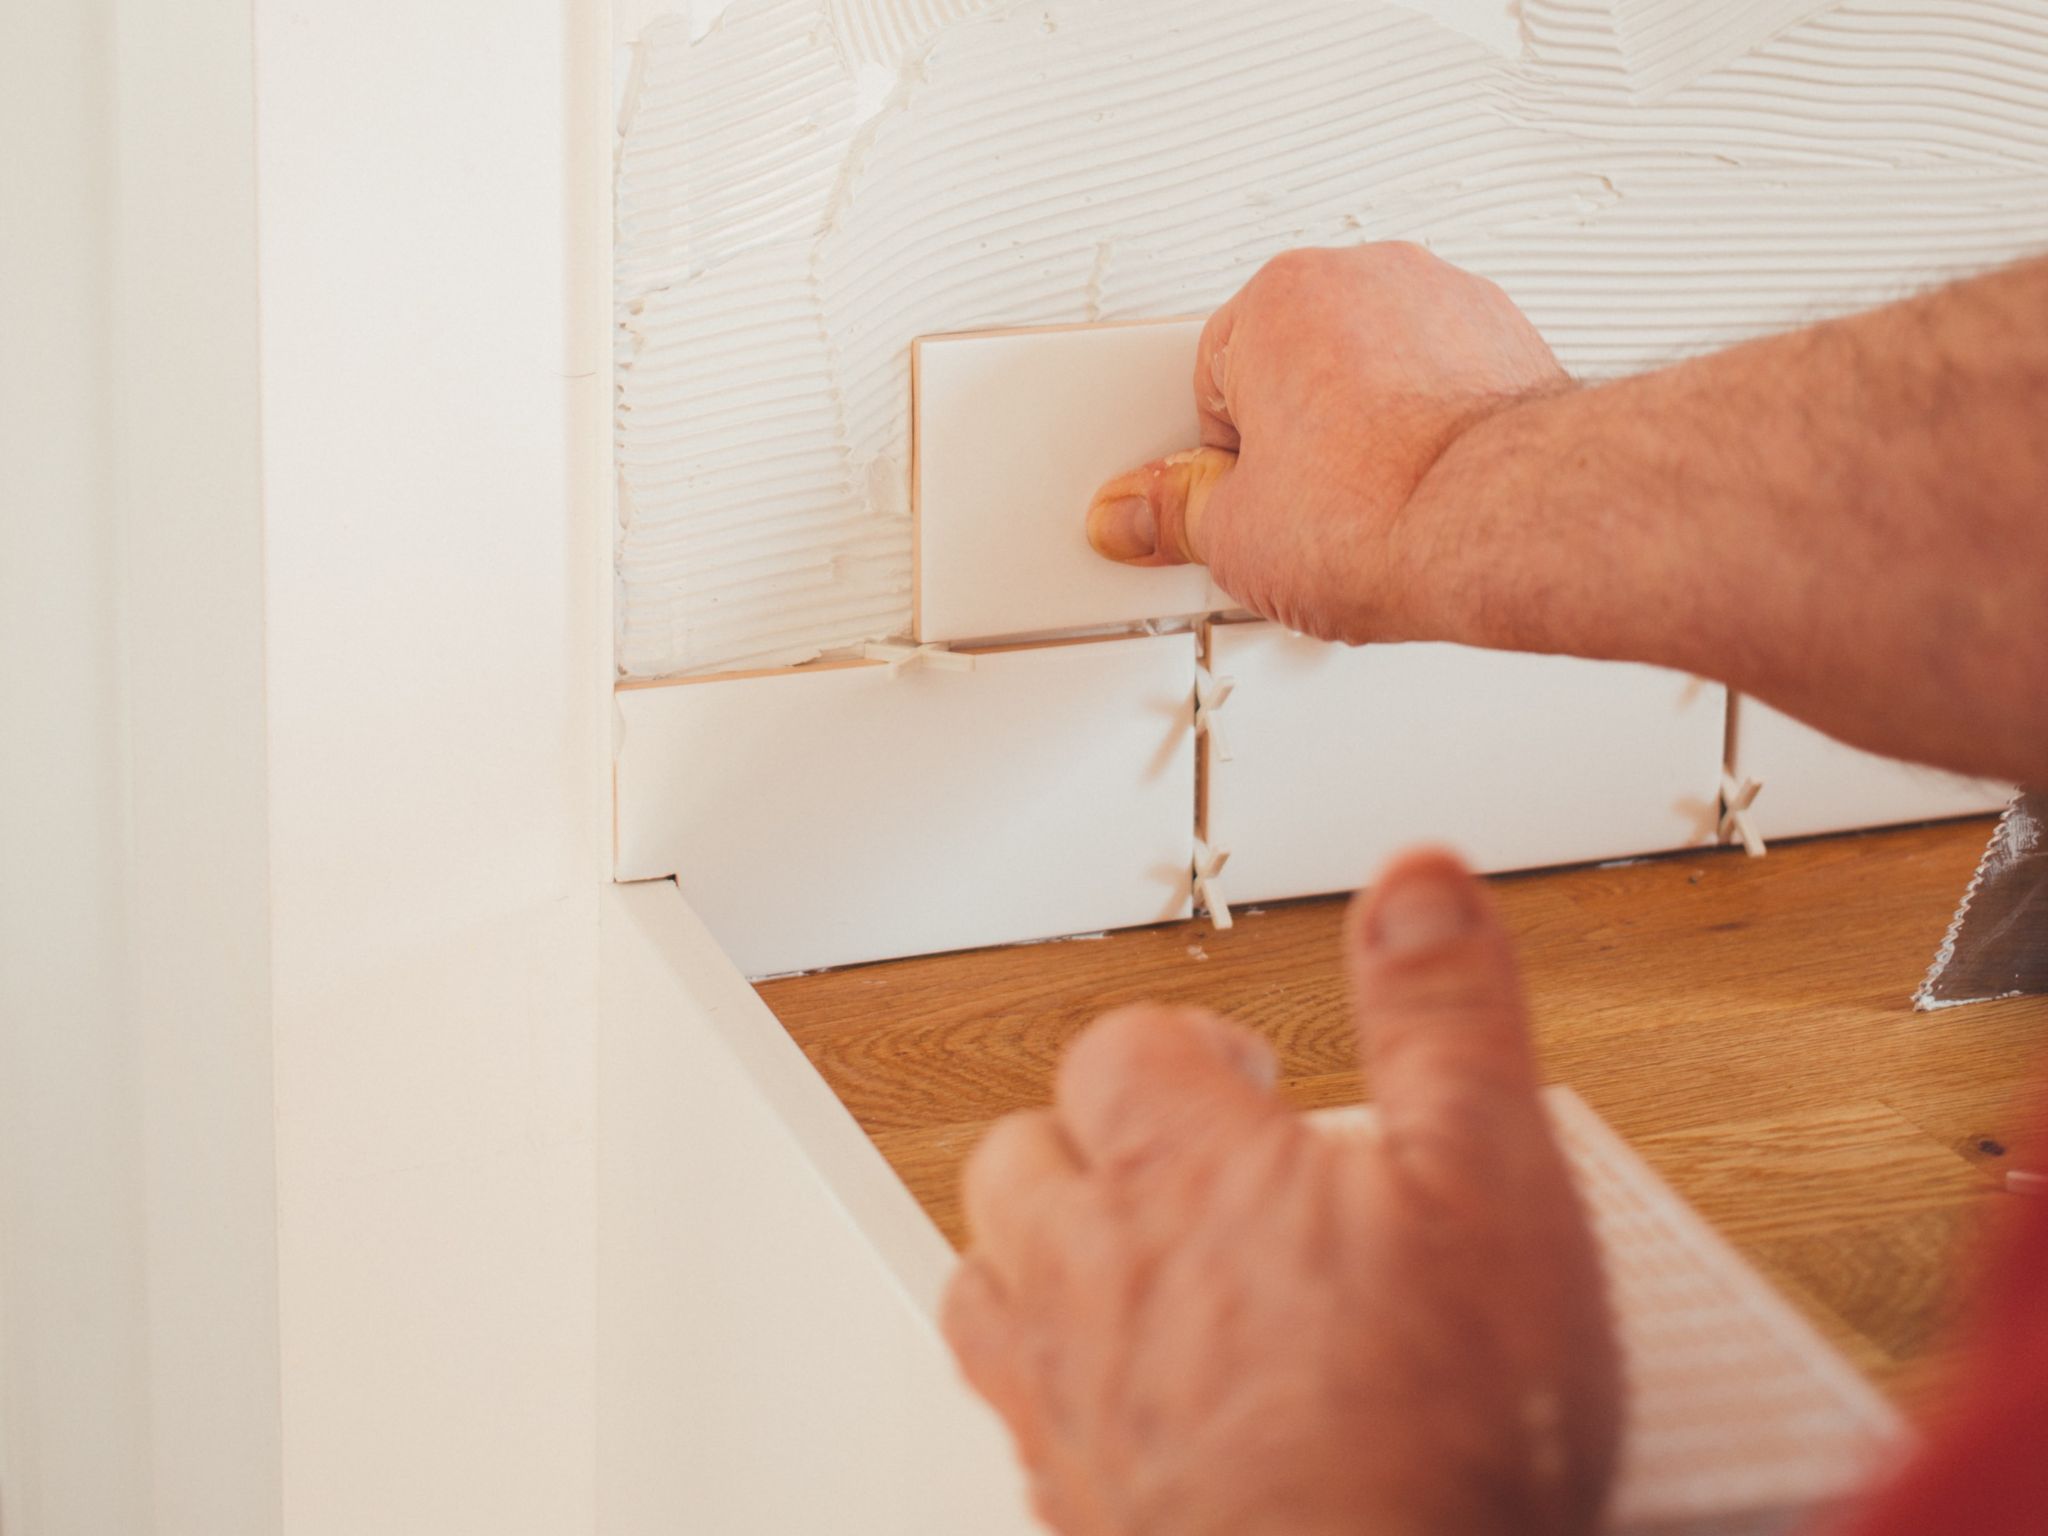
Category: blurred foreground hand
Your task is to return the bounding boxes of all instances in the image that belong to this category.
[942,850,1620,1536]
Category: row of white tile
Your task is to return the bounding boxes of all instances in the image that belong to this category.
[1730,695,2008,843]
[613,626,2008,978]
[615,636,1198,977]
[1203,626,1724,905]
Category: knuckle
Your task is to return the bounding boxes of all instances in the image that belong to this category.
[1251,244,1336,294]
[963,1111,1069,1230]
[1073,1001,1221,1071]
[1059,1005,1277,1168]
[1255,245,1311,279]
[1370,237,1439,274]
[964,1113,1030,1188]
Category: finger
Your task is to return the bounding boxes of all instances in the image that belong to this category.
[1194,298,1242,450]
[1085,445,1238,567]
[1083,293,1245,570]
[1349,850,1620,1532]
[960,1109,1085,1289]
[940,1257,1042,1456]
[1344,849,1557,1193]
[1054,1003,1281,1174]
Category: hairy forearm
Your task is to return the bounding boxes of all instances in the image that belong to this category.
[1407,258,2048,785]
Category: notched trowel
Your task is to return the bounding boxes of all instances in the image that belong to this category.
[1916,788,2048,1009]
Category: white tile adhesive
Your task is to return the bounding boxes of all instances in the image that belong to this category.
[615,0,2048,679]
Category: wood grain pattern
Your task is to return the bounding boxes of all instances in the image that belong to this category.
[761,819,2048,1399]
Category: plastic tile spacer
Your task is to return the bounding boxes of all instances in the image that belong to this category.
[1718,768,1766,858]
[1193,836,1233,929]
[862,640,977,679]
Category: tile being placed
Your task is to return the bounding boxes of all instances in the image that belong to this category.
[614,633,1196,977]
[1202,625,1725,906]
[1729,695,2010,842]
[913,320,1230,644]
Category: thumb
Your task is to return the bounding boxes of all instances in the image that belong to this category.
[1344,848,1553,1188]
[1085,446,1237,567]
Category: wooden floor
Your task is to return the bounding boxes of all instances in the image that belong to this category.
[762,819,2047,1403]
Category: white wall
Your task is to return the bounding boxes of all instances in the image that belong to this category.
[112,0,283,1526]
[252,0,611,1528]
[4,0,285,1527]
[1,5,153,1531]
[5,1,614,1531]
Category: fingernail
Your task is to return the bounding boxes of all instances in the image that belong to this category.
[1089,494,1156,560]
[1369,869,1475,953]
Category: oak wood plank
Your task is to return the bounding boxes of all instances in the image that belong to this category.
[760,819,2048,1392]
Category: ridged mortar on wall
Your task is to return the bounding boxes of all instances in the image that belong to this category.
[615,0,2048,680]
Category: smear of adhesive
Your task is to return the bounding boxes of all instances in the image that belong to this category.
[615,0,2048,679]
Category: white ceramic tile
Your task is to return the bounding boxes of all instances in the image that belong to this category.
[614,634,1196,976]
[1730,695,2011,842]
[1203,625,1725,905]
[913,321,1230,643]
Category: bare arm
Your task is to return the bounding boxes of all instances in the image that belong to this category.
[1090,245,2048,786]
[1416,260,2048,781]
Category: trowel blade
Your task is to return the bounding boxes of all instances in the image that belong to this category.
[1915,789,2048,1010]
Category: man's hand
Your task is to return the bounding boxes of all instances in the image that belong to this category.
[1090,245,2048,785]
[1084,243,1567,643]
[941,851,1620,1536]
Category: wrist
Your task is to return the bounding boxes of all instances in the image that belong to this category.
[1381,388,1570,652]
